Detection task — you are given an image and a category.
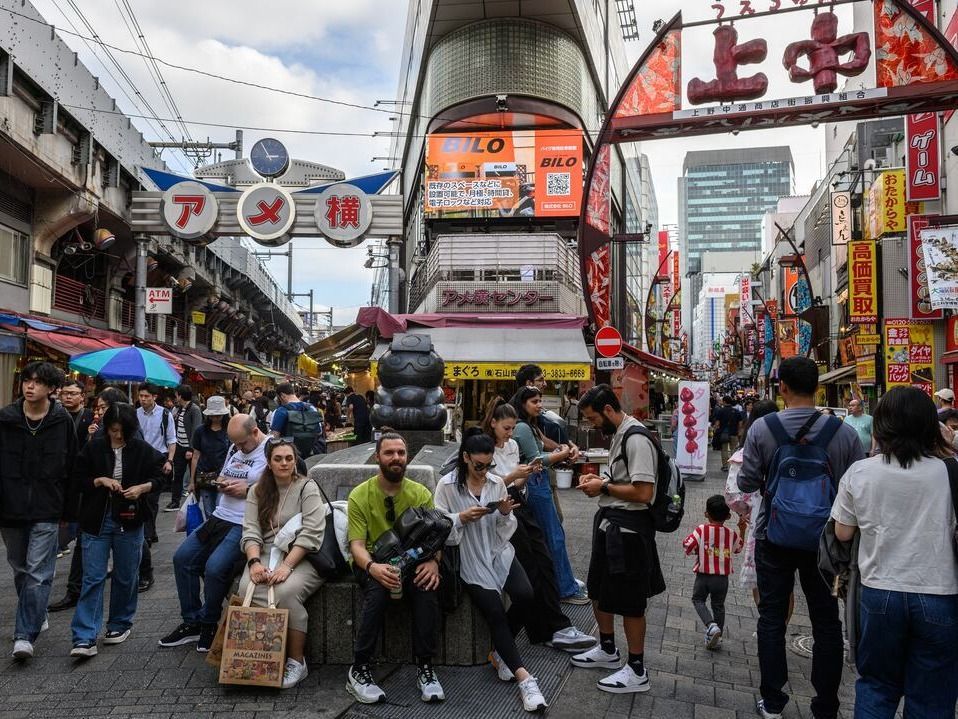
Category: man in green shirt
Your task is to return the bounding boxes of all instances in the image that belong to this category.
[346,432,443,705]
[844,399,873,454]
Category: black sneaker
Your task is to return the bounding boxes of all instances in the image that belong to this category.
[163,500,180,512]
[196,624,216,653]
[138,577,154,593]
[48,594,79,612]
[158,622,201,647]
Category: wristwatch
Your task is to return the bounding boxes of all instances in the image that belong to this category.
[247,557,261,568]
[600,480,611,496]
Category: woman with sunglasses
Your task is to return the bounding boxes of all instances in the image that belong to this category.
[434,428,547,712]
[239,438,326,689]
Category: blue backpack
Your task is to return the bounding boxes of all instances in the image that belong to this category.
[763,411,841,552]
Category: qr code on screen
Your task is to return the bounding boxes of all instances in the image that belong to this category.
[546,172,571,196]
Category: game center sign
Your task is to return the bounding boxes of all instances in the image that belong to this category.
[579,0,958,332]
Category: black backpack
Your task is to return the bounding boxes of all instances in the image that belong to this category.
[617,424,685,533]
[285,405,325,458]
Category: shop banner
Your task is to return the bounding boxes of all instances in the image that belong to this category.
[657,231,670,280]
[948,316,958,352]
[908,214,942,320]
[947,8,958,122]
[906,112,941,202]
[782,266,801,315]
[864,169,906,239]
[676,381,709,476]
[856,357,877,386]
[740,275,753,326]
[671,251,682,339]
[371,361,593,383]
[762,302,776,376]
[424,129,583,218]
[831,191,851,245]
[849,240,878,324]
[884,319,934,395]
[779,319,798,359]
[211,329,226,354]
[919,225,958,310]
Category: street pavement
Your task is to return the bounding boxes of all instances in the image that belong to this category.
[0,449,859,719]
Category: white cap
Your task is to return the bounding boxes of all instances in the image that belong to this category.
[935,388,955,402]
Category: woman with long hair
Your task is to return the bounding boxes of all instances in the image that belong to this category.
[483,397,597,653]
[69,403,164,658]
[239,438,325,689]
[188,396,231,516]
[831,386,958,716]
[509,386,584,603]
[434,428,547,712]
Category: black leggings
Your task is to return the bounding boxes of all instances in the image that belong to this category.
[464,559,534,675]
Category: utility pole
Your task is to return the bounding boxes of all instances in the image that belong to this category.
[387,236,401,313]
[252,246,293,297]
[149,130,244,163]
[134,235,149,341]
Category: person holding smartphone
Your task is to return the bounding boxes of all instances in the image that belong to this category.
[434,428,547,713]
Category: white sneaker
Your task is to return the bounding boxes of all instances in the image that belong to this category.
[570,644,621,669]
[706,622,722,650]
[40,618,49,633]
[560,587,590,605]
[347,664,385,704]
[756,699,783,719]
[417,664,445,703]
[518,675,548,712]
[12,640,33,660]
[489,651,515,682]
[547,626,598,652]
[282,658,308,689]
[597,664,651,694]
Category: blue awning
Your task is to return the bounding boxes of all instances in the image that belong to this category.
[0,313,84,333]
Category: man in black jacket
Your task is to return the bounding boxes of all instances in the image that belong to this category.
[165,384,203,511]
[0,361,78,660]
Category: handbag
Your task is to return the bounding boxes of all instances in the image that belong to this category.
[218,582,288,688]
[175,493,205,534]
[304,481,350,579]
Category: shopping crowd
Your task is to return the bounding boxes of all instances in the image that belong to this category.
[0,358,955,717]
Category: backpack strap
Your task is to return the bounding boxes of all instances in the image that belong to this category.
[943,457,958,522]
[762,413,793,447]
[618,424,661,478]
[808,415,842,449]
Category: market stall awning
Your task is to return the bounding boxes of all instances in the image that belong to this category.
[370,327,592,381]
[943,351,958,365]
[182,353,239,380]
[621,344,692,380]
[819,365,856,384]
[223,361,286,380]
[142,343,184,373]
[27,330,125,358]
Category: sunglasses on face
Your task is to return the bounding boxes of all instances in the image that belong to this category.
[384,495,395,523]
[470,460,497,472]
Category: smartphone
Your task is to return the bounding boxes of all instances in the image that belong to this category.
[485,501,502,513]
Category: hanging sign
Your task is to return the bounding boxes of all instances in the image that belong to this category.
[191,311,206,325]
[919,225,958,310]
[675,381,709,476]
[145,288,172,314]
[848,240,878,324]
[236,183,296,244]
[211,329,226,353]
[739,275,753,326]
[864,169,906,239]
[161,182,218,241]
[908,214,942,320]
[884,319,934,395]
[831,191,851,245]
[906,113,941,202]
[314,184,373,248]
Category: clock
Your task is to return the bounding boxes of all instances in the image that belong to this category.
[249,137,290,179]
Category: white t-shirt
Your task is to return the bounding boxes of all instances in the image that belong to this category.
[831,454,958,595]
[213,437,270,525]
[492,439,521,483]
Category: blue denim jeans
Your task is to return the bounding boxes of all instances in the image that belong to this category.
[70,515,143,644]
[525,471,578,598]
[197,489,217,518]
[173,520,243,626]
[1,522,59,641]
[856,585,958,718]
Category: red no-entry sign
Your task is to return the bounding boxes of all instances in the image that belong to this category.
[595,326,623,358]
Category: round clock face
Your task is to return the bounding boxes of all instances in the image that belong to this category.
[250,137,290,178]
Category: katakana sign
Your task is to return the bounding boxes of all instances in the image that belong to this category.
[314,184,372,248]
[440,287,555,309]
[161,182,218,240]
[237,184,296,245]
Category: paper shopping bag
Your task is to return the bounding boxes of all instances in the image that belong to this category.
[206,593,243,669]
[218,583,288,688]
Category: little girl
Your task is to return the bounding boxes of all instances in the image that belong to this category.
[682,495,746,649]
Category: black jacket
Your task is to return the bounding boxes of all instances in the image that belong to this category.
[0,399,78,526]
[67,407,94,450]
[73,437,164,535]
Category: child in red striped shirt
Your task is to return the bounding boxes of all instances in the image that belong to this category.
[682,495,747,650]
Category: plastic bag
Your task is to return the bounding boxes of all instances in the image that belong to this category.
[723,461,752,517]
[176,493,205,534]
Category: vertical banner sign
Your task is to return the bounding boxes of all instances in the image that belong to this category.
[884,319,934,395]
[782,266,800,315]
[739,275,753,326]
[831,191,851,245]
[671,250,682,341]
[849,240,878,324]
[947,8,958,123]
[908,214,943,319]
[906,113,941,202]
[948,315,958,352]
[920,225,958,310]
[676,381,709,476]
[778,319,798,359]
[657,231,670,280]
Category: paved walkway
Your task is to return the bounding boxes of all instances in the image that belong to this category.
[0,450,858,718]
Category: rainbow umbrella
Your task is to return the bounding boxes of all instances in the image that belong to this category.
[68,346,182,388]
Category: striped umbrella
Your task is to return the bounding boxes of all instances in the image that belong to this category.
[68,346,182,388]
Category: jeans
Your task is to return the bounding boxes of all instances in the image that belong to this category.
[197,489,218,517]
[525,471,578,598]
[352,563,439,666]
[465,559,535,674]
[692,573,729,630]
[855,586,958,718]
[755,539,844,718]
[171,444,190,504]
[70,516,143,644]
[1,522,59,641]
[173,520,243,626]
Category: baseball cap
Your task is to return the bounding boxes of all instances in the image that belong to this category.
[935,388,955,402]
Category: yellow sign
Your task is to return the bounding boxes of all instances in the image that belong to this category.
[371,361,592,382]
[856,357,876,386]
[848,240,878,324]
[211,329,226,353]
[884,319,934,394]
[191,311,206,325]
[855,334,881,345]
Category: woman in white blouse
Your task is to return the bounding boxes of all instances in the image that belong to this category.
[434,428,547,713]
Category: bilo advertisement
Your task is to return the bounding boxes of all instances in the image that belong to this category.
[424,129,583,218]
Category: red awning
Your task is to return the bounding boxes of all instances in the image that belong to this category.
[621,343,692,379]
[27,330,125,358]
[943,351,958,365]
[183,353,240,380]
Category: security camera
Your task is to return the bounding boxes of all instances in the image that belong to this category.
[496,95,508,112]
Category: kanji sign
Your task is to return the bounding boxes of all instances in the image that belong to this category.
[374,361,591,382]
[739,275,753,326]
[849,240,878,324]
[160,182,217,240]
[831,191,851,246]
[596,357,625,371]
[905,112,941,202]
[884,319,934,394]
[237,184,295,245]
[211,329,226,353]
[145,287,172,314]
[919,225,958,310]
[314,184,372,248]
[908,214,942,320]
[595,326,623,358]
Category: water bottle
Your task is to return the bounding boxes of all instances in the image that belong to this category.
[388,557,403,600]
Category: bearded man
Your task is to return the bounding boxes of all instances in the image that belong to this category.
[345,431,443,705]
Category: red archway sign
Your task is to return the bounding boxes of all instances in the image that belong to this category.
[595,326,623,358]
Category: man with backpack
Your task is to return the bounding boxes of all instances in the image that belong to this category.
[737,356,864,719]
[270,383,326,458]
[571,384,674,695]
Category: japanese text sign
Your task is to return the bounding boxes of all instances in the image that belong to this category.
[739,275,753,326]
[831,191,851,245]
[865,170,906,239]
[884,319,934,394]
[314,184,372,248]
[908,214,942,320]
[919,225,958,310]
[849,240,878,324]
[906,113,941,202]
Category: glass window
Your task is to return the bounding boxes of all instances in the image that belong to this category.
[0,224,29,285]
